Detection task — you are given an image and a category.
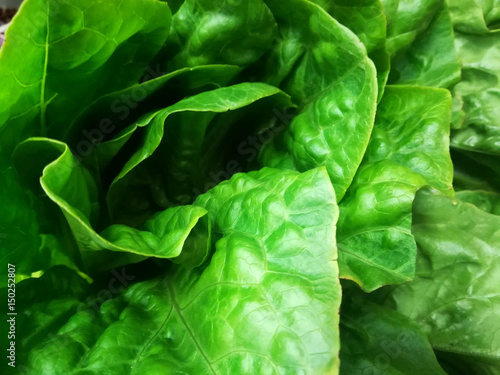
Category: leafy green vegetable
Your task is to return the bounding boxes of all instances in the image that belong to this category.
[340,289,446,375]
[19,168,342,374]
[107,82,293,217]
[337,86,453,291]
[258,0,378,201]
[388,2,461,88]
[311,0,391,98]
[380,189,500,374]
[2,0,500,373]
[166,0,277,70]
[0,0,171,276]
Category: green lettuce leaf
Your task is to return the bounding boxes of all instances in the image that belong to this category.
[165,0,277,70]
[381,189,500,374]
[340,292,446,375]
[107,82,292,217]
[21,168,342,374]
[64,64,241,147]
[450,30,500,154]
[310,0,390,98]
[447,0,500,33]
[14,138,211,272]
[388,2,461,88]
[258,0,378,201]
[0,0,171,276]
[337,86,453,291]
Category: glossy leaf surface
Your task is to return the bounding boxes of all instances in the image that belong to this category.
[22,168,342,374]
[337,86,453,291]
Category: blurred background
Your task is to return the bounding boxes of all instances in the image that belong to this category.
[0,0,21,47]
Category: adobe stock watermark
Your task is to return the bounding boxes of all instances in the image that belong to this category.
[69,64,165,164]
[192,106,295,196]
[361,331,418,374]
[11,267,135,374]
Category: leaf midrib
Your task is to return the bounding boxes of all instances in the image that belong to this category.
[166,276,217,375]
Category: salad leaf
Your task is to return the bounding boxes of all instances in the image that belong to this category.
[381,189,500,374]
[450,30,500,154]
[14,138,210,272]
[340,292,446,375]
[389,2,461,88]
[311,0,391,98]
[107,83,293,217]
[166,0,277,70]
[21,168,342,374]
[337,86,453,291]
[382,0,442,57]
[0,0,171,276]
[259,0,378,201]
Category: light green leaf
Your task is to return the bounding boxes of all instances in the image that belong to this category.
[65,64,241,148]
[0,0,171,144]
[310,0,390,98]
[0,0,171,275]
[382,189,500,374]
[381,0,442,57]
[447,0,500,33]
[14,138,211,271]
[259,0,378,201]
[337,86,453,291]
[389,2,461,88]
[23,168,342,374]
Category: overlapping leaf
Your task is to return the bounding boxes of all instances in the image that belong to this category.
[381,189,500,374]
[21,168,342,374]
[340,291,446,375]
[337,86,453,291]
[258,0,378,201]
[0,0,171,276]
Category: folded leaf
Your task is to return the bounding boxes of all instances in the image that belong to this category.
[23,168,342,374]
[337,86,453,291]
[450,30,500,154]
[259,0,378,201]
[0,0,171,276]
[107,82,292,216]
[382,189,500,374]
[389,2,461,88]
[311,0,390,98]
[447,0,500,33]
[14,138,210,271]
[381,0,442,57]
